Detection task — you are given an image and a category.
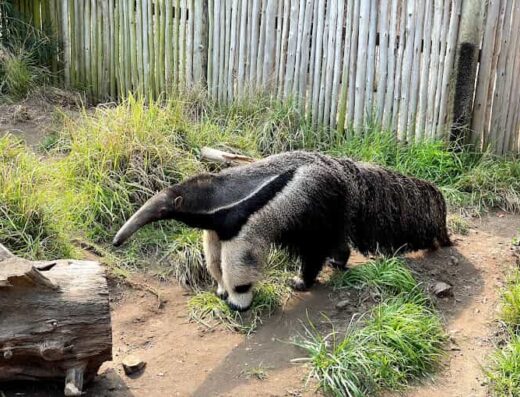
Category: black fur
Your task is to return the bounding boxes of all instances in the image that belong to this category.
[234,283,253,294]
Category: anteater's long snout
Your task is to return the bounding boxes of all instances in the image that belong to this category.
[113,191,171,247]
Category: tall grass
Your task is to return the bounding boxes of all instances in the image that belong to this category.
[295,259,445,396]
[487,335,520,396]
[487,269,520,395]
[0,135,73,259]
[0,6,55,100]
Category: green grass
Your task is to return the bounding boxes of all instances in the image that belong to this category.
[294,257,446,396]
[0,8,56,101]
[487,335,520,396]
[188,247,297,333]
[295,294,445,397]
[0,135,74,259]
[486,267,520,395]
[502,272,520,331]
[329,257,417,298]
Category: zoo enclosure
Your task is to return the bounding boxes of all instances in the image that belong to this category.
[3,0,520,154]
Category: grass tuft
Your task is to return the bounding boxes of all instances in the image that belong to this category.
[296,295,446,397]
[296,257,446,396]
[502,272,520,331]
[487,335,520,396]
[329,257,418,298]
[188,280,289,334]
[447,214,470,236]
[188,247,295,333]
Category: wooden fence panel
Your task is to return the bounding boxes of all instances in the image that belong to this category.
[8,0,520,154]
[471,0,520,154]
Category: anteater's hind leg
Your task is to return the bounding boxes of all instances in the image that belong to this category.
[221,238,267,312]
[203,230,227,300]
[327,245,351,270]
[290,250,329,291]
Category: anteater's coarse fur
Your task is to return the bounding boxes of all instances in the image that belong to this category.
[114,151,451,311]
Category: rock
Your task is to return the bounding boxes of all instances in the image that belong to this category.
[122,355,146,376]
[335,300,350,310]
[450,256,459,265]
[433,282,453,297]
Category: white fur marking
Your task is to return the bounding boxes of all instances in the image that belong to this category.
[227,290,253,309]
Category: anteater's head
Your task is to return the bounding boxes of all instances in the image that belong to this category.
[112,174,215,247]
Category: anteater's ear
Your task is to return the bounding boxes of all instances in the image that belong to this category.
[174,196,183,209]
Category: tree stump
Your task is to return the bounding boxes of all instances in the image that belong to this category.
[0,244,112,396]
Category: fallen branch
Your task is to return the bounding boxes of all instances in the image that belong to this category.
[200,147,256,166]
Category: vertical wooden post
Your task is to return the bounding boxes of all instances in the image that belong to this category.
[193,0,208,85]
[450,0,482,146]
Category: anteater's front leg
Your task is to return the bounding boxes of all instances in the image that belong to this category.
[203,230,227,300]
[221,238,267,312]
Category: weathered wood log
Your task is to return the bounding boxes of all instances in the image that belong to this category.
[0,244,112,396]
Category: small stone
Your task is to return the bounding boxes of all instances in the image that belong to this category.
[433,282,453,298]
[450,256,459,265]
[122,354,146,376]
[335,300,350,310]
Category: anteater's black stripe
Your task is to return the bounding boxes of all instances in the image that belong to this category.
[171,168,296,241]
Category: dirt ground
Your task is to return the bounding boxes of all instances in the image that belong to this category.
[1,103,519,396]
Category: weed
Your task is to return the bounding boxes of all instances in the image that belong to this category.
[447,214,470,235]
[241,363,271,381]
[487,335,520,396]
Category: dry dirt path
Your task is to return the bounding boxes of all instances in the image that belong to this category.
[403,214,519,397]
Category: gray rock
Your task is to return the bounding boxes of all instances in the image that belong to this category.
[335,300,350,310]
[122,354,146,376]
[433,282,453,298]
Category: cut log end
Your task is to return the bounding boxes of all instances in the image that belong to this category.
[0,243,112,395]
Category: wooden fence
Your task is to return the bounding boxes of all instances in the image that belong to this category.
[6,0,520,154]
